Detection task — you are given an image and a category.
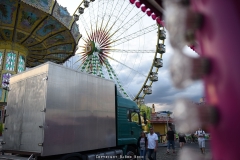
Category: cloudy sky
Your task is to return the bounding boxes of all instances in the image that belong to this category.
[58,0,204,112]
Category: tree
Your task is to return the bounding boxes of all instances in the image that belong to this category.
[139,104,152,120]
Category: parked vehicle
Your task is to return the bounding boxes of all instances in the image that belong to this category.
[0,62,144,160]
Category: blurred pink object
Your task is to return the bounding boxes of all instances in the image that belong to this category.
[152,14,157,20]
[146,10,152,16]
[141,6,147,12]
[190,45,195,51]
[191,0,240,159]
[129,0,136,4]
[156,17,161,25]
[135,1,141,8]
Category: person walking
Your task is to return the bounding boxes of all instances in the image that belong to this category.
[166,127,176,154]
[137,132,148,160]
[195,128,206,154]
[178,132,186,149]
[147,127,158,160]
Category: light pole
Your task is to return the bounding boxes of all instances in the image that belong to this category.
[167,116,169,129]
[167,112,171,130]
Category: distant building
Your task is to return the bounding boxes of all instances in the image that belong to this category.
[150,104,174,143]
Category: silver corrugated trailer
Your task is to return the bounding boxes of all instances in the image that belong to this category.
[2,62,116,157]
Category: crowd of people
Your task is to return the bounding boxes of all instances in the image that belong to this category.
[138,127,207,160]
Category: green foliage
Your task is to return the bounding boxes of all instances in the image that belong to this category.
[139,104,152,119]
[131,113,139,122]
[131,104,152,124]
[147,123,151,129]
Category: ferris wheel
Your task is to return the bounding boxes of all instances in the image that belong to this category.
[66,0,166,103]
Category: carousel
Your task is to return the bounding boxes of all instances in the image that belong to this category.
[0,0,81,109]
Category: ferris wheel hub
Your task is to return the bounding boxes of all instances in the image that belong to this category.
[81,28,111,65]
[85,41,95,55]
[85,41,103,56]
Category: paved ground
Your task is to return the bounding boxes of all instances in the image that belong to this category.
[0,136,211,160]
[155,140,211,160]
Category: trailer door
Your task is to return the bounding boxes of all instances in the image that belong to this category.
[3,73,46,153]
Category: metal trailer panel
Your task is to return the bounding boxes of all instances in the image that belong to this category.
[3,64,48,153]
[3,62,116,156]
[42,63,116,156]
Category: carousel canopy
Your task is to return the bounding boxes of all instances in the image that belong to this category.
[0,0,81,67]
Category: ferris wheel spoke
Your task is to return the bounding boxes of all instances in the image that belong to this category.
[74,57,83,66]
[108,49,155,53]
[109,10,146,40]
[119,47,146,88]
[126,52,145,89]
[92,0,125,46]
[99,0,112,30]
[95,0,105,32]
[104,1,133,35]
[88,2,96,34]
[107,55,147,77]
[95,0,109,43]
[98,0,116,44]
[96,2,106,45]
[98,30,110,45]
[80,16,91,40]
[102,0,122,32]
[111,24,158,46]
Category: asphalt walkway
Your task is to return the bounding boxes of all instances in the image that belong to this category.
[155,140,211,160]
[0,136,211,160]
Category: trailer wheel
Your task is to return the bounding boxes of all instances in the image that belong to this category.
[126,146,137,160]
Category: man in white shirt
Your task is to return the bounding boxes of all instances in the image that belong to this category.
[147,127,158,160]
[195,128,206,154]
